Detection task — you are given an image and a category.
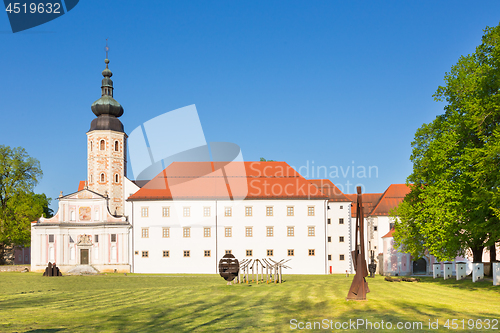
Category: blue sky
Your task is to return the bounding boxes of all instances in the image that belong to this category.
[1,1,500,208]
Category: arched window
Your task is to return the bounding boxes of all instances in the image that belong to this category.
[90,141,93,151]
[115,174,119,183]
[114,141,119,151]
[90,174,93,183]
[100,173,105,182]
[100,140,105,150]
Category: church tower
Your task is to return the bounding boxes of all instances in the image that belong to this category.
[87,55,127,216]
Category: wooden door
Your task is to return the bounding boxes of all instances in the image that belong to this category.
[80,249,89,265]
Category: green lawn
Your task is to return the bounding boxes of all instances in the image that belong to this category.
[0,272,499,332]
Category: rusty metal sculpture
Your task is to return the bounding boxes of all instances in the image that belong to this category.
[346,186,370,300]
[219,253,239,282]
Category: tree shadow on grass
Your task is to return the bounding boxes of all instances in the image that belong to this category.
[24,329,65,333]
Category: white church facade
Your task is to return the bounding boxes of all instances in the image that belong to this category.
[31,56,411,275]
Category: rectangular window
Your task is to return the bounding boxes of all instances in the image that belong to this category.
[141,228,149,238]
[204,227,211,237]
[287,206,294,216]
[266,206,273,216]
[204,207,211,217]
[183,250,190,257]
[111,234,117,242]
[374,226,378,231]
[204,250,211,257]
[308,226,315,237]
[183,207,190,217]
[245,206,252,216]
[142,251,149,258]
[225,207,232,217]
[339,218,344,225]
[327,218,331,225]
[163,250,169,257]
[340,205,343,209]
[339,254,345,261]
[48,234,54,243]
[162,227,170,238]
[225,227,232,237]
[141,207,148,217]
[309,249,315,256]
[288,249,294,256]
[245,227,253,237]
[225,250,232,255]
[94,235,99,243]
[328,254,332,261]
[328,236,331,242]
[246,250,253,257]
[162,207,170,217]
[287,226,294,237]
[267,249,273,256]
[308,206,315,216]
[183,227,190,238]
[339,236,344,243]
[266,226,274,237]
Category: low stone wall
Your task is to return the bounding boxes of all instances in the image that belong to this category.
[0,265,30,272]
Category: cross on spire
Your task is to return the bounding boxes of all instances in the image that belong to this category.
[105,39,109,59]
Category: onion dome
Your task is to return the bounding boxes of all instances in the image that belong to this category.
[89,57,125,133]
[91,58,124,118]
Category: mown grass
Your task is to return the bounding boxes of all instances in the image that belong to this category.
[0,272,499,332]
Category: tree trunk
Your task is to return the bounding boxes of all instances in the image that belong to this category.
[471,246,484,263]
[0,243,5,265]
[491,244,497,262]
[486,244,497,277]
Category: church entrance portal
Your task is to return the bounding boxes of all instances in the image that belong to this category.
[412,258,427,274]
[80,249,89,265]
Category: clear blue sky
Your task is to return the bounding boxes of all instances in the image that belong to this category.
[1,1,499,209]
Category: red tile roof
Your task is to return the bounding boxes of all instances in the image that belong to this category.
[308,179,352,202]
[78,181,85,191]
[346,184,410,217]
[382,228,395,238]
[370,184,410,216]
[128,161,328,201]
[346,193,383,217]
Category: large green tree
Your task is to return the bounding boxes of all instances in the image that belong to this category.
[393,23,500,263]
[0,145,50,264]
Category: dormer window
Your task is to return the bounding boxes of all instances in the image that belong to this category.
[100,140,105,150]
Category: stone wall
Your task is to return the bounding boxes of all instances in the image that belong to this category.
[0,265,30,272]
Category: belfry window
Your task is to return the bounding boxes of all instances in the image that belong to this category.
[100,140,105,150]
[114,141,118,151]
[100,173,105,182]
[90,141,93,151]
